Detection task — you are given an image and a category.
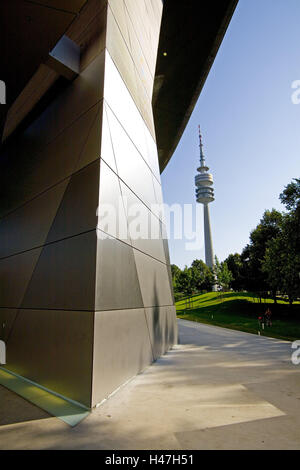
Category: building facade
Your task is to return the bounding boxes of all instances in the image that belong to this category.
[0,0,237,410]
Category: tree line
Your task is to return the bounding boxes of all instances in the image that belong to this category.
[171,178,300,305]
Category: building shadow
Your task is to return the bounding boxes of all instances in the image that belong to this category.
[0,384,51,427]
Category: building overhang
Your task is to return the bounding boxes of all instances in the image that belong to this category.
[0,0,88,142]
[153,0,238,172]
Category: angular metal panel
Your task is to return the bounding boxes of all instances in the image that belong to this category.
[98,160,129,242]
[106,7,140,110]
[134,69,156,139]
[108,0,130,52]
[104,51,150,156]
[21,231,97,311]
[21,50,105,154]
[0,247,42,309]
[105,103,156,210]
[120,181,166,263]
[95,232,143,311]
[145,306,177,360]
[133,250,173,308]
[0,178,68,259]
[46,160,100,244]
[0,103,100,218]
[125,8,154,97]
[100,103,117,172]
[124,0,161,76]
[92,308,153,406]
[76,104,103,172]
[2,308,94,408]
[144,128,161,181]
[0,308,18,344]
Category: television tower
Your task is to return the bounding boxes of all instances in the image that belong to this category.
[195,126,215,269]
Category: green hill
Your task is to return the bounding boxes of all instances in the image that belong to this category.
[176,292,300,342]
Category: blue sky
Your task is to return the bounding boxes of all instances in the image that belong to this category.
[161,0,300,269]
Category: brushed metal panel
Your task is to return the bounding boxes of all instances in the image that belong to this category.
[137,83,155,138]
[150,0,163,23]
[144,128,160,181]
[166,305,178,346]
[0,103,100,218]
[23,103,100,191]
[160,222,170,265]
[29,0,87,13]
[104,51,150,158]
[3,64,59,142]
[134,78,156,139]
[124,4,154,92]
[100,103,117,172]
[124,0,161,76]
[92,308,153,406]
[22,50,105,155]
[46,160,100,244]
[106,7,139,110]
[105,104,156,210]
[151,173,164,221]
[76,103,103,172]
[66,0,107,71]
[0,0,76,112]
[145,305,177,360]
[133,250,173,308]
[108,0,130,50]
[124,0,156,77]
[0,308,18,343]
[4,308,94,408]
[160,223,174,299]
[95,232,143,311]
[0,248,42,309]
[98,160,129,242]
[120,181,166,263]
[0,178,68,259]
[21,231,97,311]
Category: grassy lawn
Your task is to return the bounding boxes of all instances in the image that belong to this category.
[176,292,300,342]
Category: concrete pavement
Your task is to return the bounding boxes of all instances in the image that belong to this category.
[0,319,299,449]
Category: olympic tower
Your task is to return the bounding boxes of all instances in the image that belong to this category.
[195,126,215,269]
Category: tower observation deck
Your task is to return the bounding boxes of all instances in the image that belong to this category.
[195,126,215,269]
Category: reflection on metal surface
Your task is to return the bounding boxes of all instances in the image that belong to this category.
[0,367,90,426]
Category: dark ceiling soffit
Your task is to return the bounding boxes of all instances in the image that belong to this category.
[0,0,87,145]
[154,0,239,173]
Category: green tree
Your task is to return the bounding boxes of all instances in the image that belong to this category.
[242,209,283,300]
[279,178,300,211]
[171,264,182,293]
[214,256,233,292]
[190,259,214,292]
[224,253,243,290]
[262,179,300,306]
[177,267,193,297]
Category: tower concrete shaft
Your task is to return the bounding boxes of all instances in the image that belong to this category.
[203,203,214,268]
[195,126,215,269]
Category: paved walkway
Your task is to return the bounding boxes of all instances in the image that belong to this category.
[1,320,300,449]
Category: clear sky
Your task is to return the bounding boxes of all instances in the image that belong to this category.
[161,0,300,269]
